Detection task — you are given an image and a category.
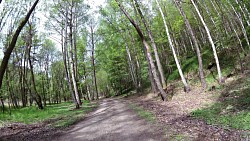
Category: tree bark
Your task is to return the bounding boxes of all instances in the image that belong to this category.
[125,41,138,90]
[191,0,224,83]
[90,24,99,100]
[0,0,39,91]
[69,3,81,106]
[27,22,43,109]
[134,0,167,88]
[156,0,190,92]
[115,0,168,100]
[175,0,207,89]
[62,6,79,109]
[226,0,250,49]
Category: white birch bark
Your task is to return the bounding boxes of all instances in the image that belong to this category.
[191,0,224,83]
[227,0,250,49]
[155,0,190,91]
[235,0,250,26]
[134,0,166,88]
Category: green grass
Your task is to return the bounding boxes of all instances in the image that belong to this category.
[0,101,96,128]
[129,104,155,122]
[192,75,250,130]
[167,48,238,83]
[169,134,187,141]
[167,49,212,81]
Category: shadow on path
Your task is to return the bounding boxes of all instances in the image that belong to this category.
[54,98,165,141]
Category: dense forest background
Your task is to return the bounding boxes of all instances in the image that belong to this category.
[0,0,249,110]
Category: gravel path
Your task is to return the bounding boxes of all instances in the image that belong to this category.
[55,98,165,141]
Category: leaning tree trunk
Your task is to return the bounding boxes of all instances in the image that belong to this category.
[134,0,167,88]
[234,0,250,26]
[156,0,190,92]
[211,0,245,54]
[0,0,39,91]
[128,29,143,92]
[115,0,168,101]
[191,0,224,83]
[175,0,207,89]
[226,0,250,49]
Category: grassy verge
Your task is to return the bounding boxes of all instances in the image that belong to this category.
[0,101,96,128]
[129,104,155,122]
[191,76,250,130]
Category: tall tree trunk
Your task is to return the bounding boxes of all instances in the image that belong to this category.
[191,0,224,83]
[212,0,246,54]
[0,96,4,113]
[156,0,190,92]
[128,29,143,92]
[190,8,207,46]
[27,22,43,109]
[175,0,207,89]
[6,69,18,108]
[15,47,27,107]
[134,0,167,88]
[146,54,158,94]
[125,41,138,90]
[115,0,168,100]
[199,0,226,51]
[69,3,81,106]
[62,7,79,109]
[226,0,250,49]
[41,72,46,106]
[90,25,99,100]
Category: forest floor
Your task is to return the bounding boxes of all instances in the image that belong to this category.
[1,55,250,140]
[0,102,97,141]
[128,88,249,140]
[1,82,250,141]
[126,70,250,140]
[0,98,166,141]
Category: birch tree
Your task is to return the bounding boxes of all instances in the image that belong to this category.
[155,0,190,92]
[191,0,224,83]
[174,0,206,89]
[134,0,167,88]
[115,0,168,100]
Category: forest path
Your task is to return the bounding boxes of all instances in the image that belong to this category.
[55,98,165,141]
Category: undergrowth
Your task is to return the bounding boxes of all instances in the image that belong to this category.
[0,101,96,128]
[129,104,155,122]
[192,74,250,130]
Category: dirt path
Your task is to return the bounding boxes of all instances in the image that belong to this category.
[54,98,165,141]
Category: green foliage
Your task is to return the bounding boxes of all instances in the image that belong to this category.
[169,134,186,141]
[167,49,212,81]
[192,75,250,130]
[0,101,96,128]
[96,70,109,93]
[1,0,250,132]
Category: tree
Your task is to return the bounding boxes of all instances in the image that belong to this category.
[133,0,167,89]
[155,0,190,92]
[0,0,40,92]
[190,0,224,83]
[115,0,168,100]
[174,0,206,89]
